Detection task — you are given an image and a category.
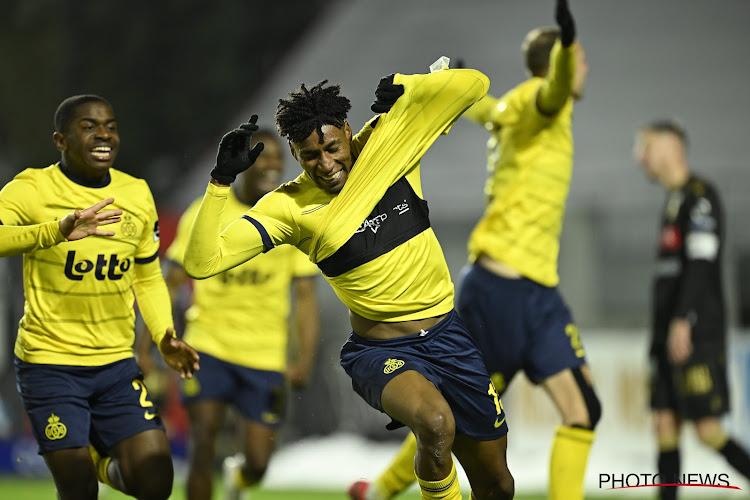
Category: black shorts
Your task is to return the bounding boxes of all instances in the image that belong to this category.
[649,348,729,420]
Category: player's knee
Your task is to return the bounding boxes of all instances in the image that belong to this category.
[695,421,727,450]
[571,366,601,430]
[127,452,173,500]
[585,389,602,430]
[471,474,515,500]
[413,407,455,443]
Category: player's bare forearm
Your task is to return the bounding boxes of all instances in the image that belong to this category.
[290,279,320,387]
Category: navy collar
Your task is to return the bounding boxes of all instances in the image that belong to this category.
[59,163,111,188]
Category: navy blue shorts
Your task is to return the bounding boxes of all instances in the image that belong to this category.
[180,351,286,429]
[456,263,587,394]
[340,309,508,441]
[14,356,165,455]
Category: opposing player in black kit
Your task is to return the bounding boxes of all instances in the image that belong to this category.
[635,119,750,500]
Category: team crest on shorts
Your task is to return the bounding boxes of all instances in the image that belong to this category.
[44,413,67,440]
[383,358,405,374]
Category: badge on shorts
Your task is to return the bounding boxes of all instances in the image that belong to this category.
[384,358,405,374]
[45,413,67,441]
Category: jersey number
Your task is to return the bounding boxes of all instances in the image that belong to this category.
[132,380,158,420]
[565,324,585,358]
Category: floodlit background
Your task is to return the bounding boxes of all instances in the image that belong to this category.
[1,0,749,496]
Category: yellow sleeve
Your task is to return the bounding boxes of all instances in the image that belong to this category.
[462,94,501,127]
[310,68,489,262]
[135,181,162,261]
[183,183,268,279]
[0,221,66,258]
[133,257,174,349]
[536,40,575,115]
[350,117,377,159]
[0,173,34,226]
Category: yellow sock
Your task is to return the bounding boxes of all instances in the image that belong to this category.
[549,425,594,500]
[89,444,115,489]
[416,460,462,500]
[374,432,418,498]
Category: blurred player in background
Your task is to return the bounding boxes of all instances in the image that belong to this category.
[348,1,600,500]
[137,129,321,500]
[0,94,199,500]
[635,119,750,500]
[0,198,121,257]
[183,63,515,500]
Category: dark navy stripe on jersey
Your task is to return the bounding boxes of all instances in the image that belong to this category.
[317,176,430,277]
[134,250,159,264]
[242,215,273,253]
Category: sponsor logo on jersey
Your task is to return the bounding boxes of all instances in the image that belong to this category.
[44,413,67,441]
[64,251,131,281]
[355,213,388,234]
[393,199,410,215]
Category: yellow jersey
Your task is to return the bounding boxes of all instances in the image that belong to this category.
[167,190,318,371]
[185,69,490,322]
[464,50,575,287]
[0,220,65,257]
[0,163,173,365]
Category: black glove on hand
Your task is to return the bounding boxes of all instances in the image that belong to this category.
[210,115,265,185]
[371,74,405,114]
[555,0,576,47]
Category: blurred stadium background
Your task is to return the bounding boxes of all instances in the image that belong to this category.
[1,0,749,497]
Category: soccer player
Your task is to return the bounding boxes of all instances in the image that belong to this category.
[634,119,750,500]
[348,1,600,500]
[0,94,200,500]
[136,130,321,500]
[0,198,121,257]
[183,65,514,499]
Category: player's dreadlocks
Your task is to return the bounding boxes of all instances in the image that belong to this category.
[275,80,352,144]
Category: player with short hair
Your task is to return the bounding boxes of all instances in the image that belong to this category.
[184,65,514,500]
[348,1,599,499]
[0,198,121,257]
[137,129,321,500]
[635,119,750,500]
[0,94,199,500]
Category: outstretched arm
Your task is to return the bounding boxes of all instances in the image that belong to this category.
[0,198,122,257]
[183,116,270,279]
[536,0,577,115]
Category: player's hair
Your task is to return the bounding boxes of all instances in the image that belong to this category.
[54,94,112,133]
[275,80,352,144]
[641,119,689,148]
[522,27,560,77]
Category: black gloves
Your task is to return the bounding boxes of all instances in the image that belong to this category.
[555,0,576,47]
[210,115,265,185]
[371,74,405,114]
